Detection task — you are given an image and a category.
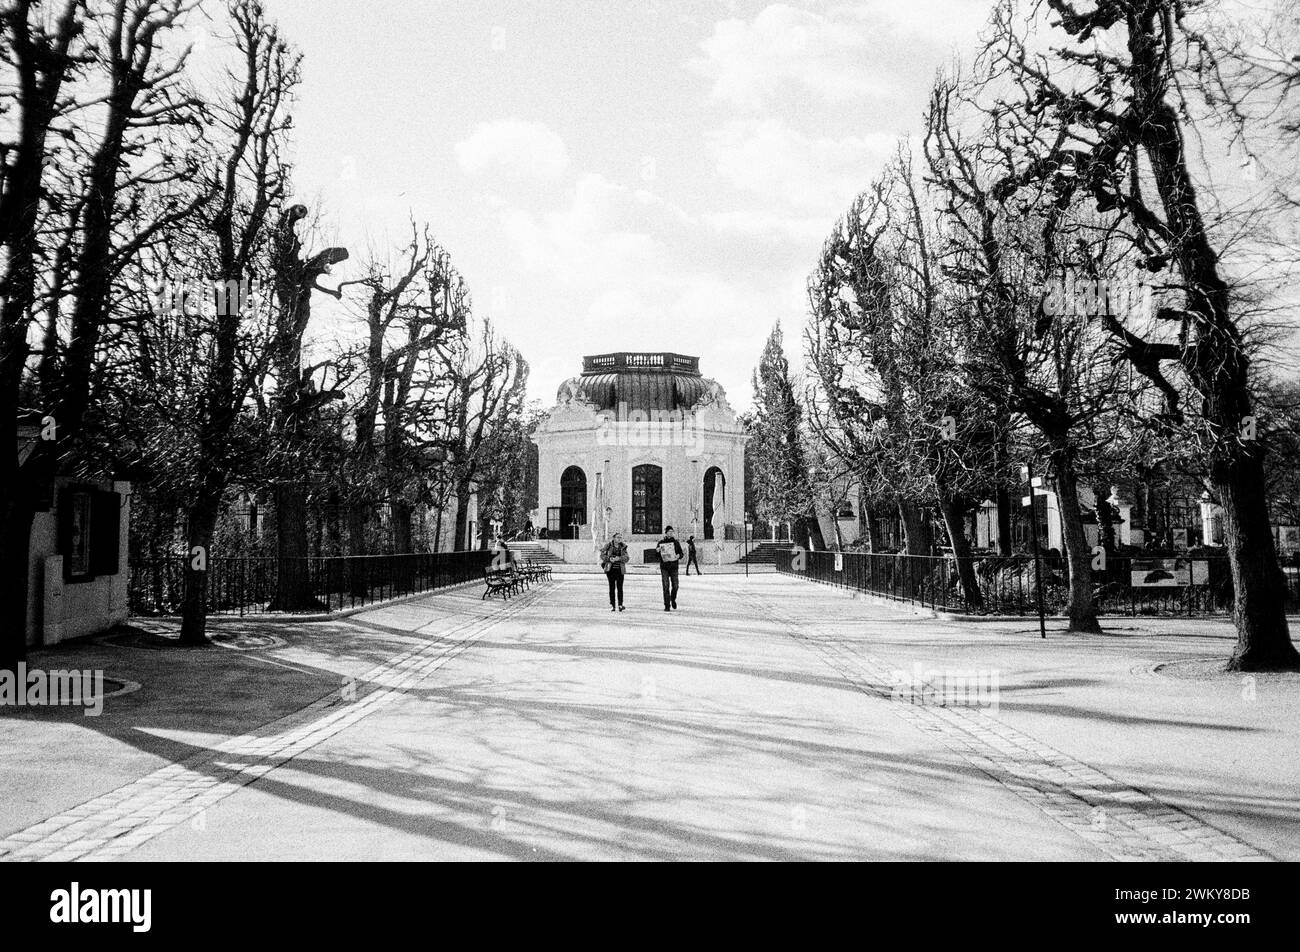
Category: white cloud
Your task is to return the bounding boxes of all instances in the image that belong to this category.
[834,0,996,43]
[455,119,570,180]
[485,172,804,409]
[708,117,897,213]
[692,2,993,110]
[692,4,886,109]
[702,208,830,244]
[497,173,668,286]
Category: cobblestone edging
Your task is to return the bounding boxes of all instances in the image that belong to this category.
[0,588,544,862]
[745,591,1271,863]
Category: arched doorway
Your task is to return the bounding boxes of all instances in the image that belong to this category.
[558,466,587,539]
[703,467,725,539]
[632,464,662,535]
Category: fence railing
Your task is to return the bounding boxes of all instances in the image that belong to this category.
[774,549,1300,617]
[128,551,496,617]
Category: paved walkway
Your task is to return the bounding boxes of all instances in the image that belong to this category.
[2,574,1297,860]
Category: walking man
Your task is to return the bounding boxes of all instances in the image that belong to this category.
[657,525,683,611]
[684,534,701,575]
[600,532,628,612]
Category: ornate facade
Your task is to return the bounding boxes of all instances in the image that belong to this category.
[532,352,748,564]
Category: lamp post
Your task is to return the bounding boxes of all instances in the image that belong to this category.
[1020,463,1048,639]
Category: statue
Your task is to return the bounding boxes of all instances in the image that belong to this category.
[694,379,732,413]
[556,377,595,409]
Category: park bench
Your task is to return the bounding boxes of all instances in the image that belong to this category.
[520,559,551,582]
[482,558,552,600]
[482,565,521,600]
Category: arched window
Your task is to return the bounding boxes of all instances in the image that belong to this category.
[559,466,587,539]
[703,467,725,539]
[632,464,663,536]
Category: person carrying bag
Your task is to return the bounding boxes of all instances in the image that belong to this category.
[601,532,629,612]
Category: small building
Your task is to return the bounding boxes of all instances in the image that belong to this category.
[17,423,131,646]
[532,352,748,564]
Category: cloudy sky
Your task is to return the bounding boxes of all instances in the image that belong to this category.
[269,0,997,411]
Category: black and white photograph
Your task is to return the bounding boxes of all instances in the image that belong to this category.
[2,0,1298,927]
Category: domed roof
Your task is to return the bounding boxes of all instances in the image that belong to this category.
[558,352,714,414]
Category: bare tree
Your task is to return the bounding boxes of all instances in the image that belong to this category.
[341,224,455,556]
[265,202,347,610]
[175,0,300,644]
[807,154,996,606]
[2,0,200,666]
[924,72,1132,632]
[984,0,1299,668]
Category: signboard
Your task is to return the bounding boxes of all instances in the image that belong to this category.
[1130,557,1191,588]
[834,553,843,572]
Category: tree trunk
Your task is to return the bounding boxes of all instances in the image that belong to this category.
[348,498,370,597]
[268,482,320,612]
[454,483,472,551]
[390,498,415,592]
[326,488,342,556]
[0,496,38,670]
[348,498,369,555]
[1219,456,1300,670]
[939,491,983,609]
[391,499,413,554]
[179,488,222,646]
[996,482,1014,556]
[899,499,932,556]
[994,435,1014,556]
[1052,449,1102,634]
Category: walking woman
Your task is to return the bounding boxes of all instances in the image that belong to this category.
[600,532,629,611]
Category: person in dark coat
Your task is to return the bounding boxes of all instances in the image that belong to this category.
[656,526,683,611]
[600,532,629,611]
[684,535,701,575]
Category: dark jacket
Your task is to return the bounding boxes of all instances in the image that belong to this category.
[600,540,629,573]
[656,536,683,565]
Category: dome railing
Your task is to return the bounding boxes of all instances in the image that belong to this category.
[581,352,700,375]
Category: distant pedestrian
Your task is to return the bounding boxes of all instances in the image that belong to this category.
[684,535,701,575]
[656,525,683,611]
[601,532,629,612]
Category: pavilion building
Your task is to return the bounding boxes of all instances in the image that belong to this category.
[532,352,749,565]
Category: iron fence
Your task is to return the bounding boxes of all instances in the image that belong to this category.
[774,549,1300,617]
[128,551,495,617]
